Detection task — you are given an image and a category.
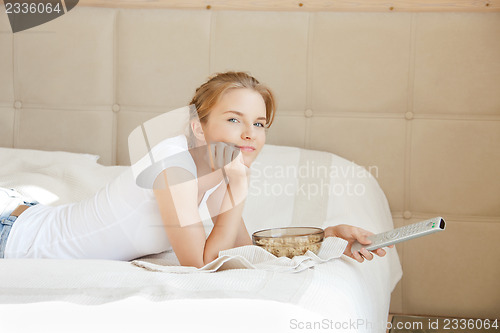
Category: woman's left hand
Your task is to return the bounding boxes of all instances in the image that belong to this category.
[323,224,394,263]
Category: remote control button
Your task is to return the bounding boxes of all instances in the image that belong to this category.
[386,231,399,239]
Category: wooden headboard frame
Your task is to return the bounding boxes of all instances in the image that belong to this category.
[79,0,500,12]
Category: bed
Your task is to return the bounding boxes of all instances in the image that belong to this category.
[0,144,401,333]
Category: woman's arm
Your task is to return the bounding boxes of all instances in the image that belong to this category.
[204,147,252,258]
[234,218,252,247]
[207,181,252,249]
[153,167,206,268]
[202,181,248,263]
[153,167,248,268]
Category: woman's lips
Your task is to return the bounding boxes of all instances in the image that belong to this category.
[237,145,256,152]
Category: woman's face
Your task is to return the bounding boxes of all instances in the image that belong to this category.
[201,88,267,167]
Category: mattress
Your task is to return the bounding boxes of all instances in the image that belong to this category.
[0,144,402,333]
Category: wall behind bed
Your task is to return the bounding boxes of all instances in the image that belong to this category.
[0,1,499,318]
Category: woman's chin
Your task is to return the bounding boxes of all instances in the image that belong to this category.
[242,155,254,168]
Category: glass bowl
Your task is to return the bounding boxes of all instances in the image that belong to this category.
[252,227,324,258]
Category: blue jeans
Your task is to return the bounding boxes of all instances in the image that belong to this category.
[0,188,38,258]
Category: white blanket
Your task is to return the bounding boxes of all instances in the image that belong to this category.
[0,145,402,333]
[132,236,348,273]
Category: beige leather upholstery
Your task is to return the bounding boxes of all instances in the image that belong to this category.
[0,8,499,318]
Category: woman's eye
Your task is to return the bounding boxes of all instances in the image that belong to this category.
[227,118,264,127]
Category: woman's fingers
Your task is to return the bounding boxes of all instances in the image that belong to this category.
[356,231,373,246]
[232,146,240,162]
[352,250,364,263]
[210,142,240,169]
[351,246,388,263]
[326,225,395,263]
[360,248,374,260]
[222,143,229,166]
[217,142,226,168]
[348,225,372,244]
[225,143,239,166]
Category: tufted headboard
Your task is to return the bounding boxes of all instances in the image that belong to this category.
[0,2,499,318]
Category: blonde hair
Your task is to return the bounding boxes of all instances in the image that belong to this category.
[187,71,276,147]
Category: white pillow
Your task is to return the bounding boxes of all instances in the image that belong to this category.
[0,147,100,165]
[0,147,125,205]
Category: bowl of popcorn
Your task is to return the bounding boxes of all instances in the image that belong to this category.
[252,227,324,258]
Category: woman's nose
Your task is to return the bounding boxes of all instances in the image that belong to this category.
[241,125,254,140]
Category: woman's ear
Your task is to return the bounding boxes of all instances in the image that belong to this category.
[191,120,206,143]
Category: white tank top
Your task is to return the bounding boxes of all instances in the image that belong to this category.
[4,135,222,260]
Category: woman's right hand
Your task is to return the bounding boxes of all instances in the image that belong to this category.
[207,142,250,185]
[207,142,250,208]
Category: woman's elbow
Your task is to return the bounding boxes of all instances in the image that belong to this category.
[179,257,205,269]
[186,256,213,269]
[175,250,205,268]
[191,261,205,269]
[202,252,217,267]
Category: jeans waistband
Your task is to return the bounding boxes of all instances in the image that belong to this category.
[0,189,39,258]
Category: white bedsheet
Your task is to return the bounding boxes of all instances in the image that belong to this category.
[0,145,402,333]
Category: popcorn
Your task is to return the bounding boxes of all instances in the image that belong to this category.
[252,228,323,258]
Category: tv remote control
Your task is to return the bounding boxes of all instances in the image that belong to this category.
[351,216,446,254]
